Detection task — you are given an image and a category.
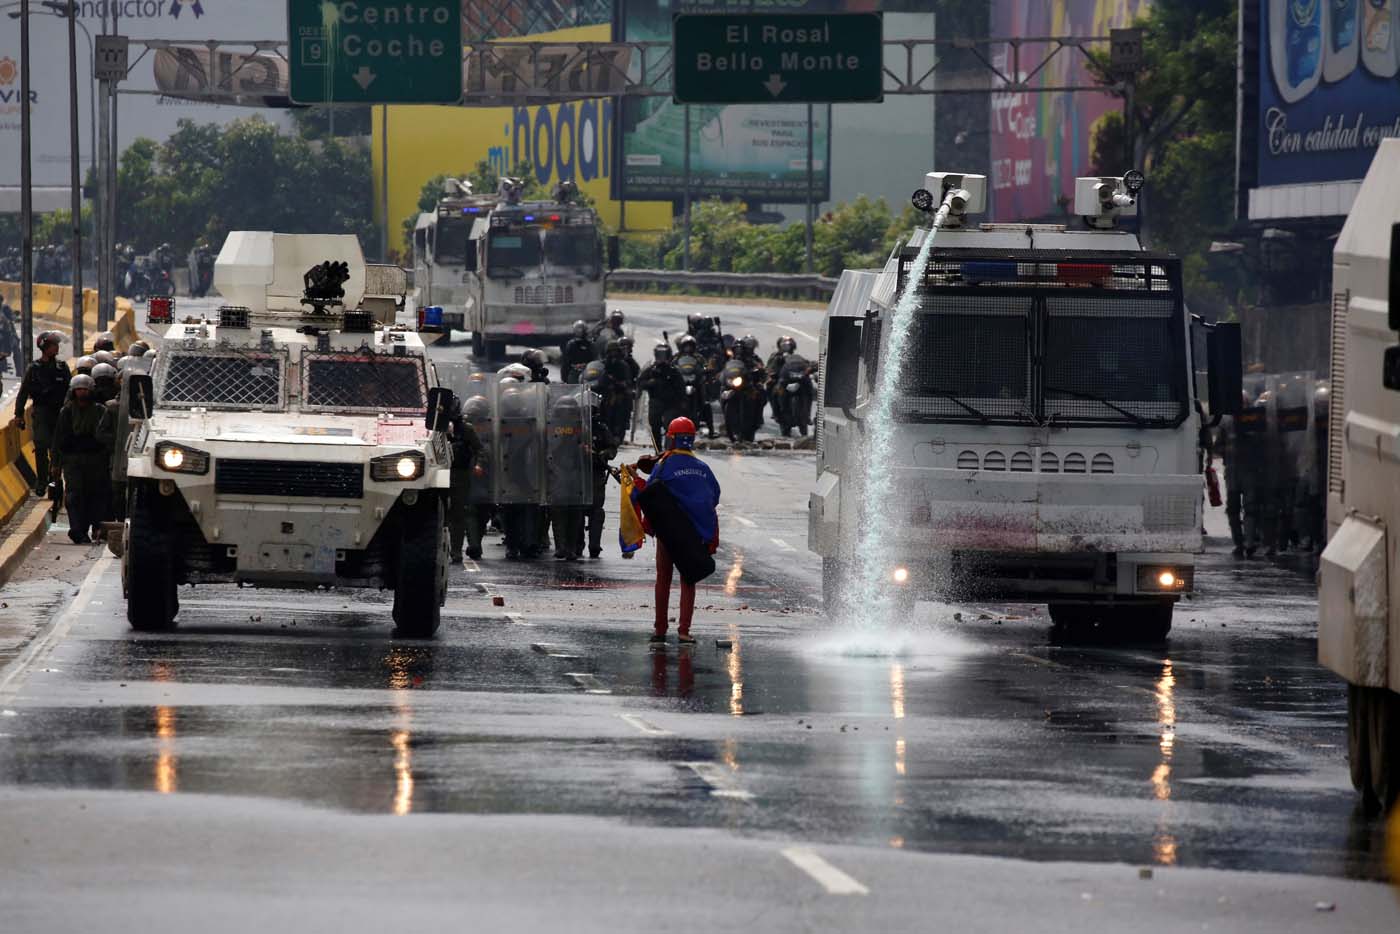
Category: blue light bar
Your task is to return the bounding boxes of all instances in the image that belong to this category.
[960,261,1020,283]
[463,207,481,214]
[523,214,535,221]
[423,306,444,327]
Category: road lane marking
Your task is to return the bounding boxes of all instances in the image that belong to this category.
[530,642,580,659]
[733,516,757,528]
[564,672,611,694]
[618,713,673,736]
[680,761,754,800]
[770,537,794,550]
[505,613,531,626]
[786,326,817,342]
[0,555,111,700]
[780,848,869,895]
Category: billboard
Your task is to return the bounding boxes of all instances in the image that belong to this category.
[988,0,1146,221]
[617,0,847,203]
[1255,0,1400,189]
[1,0,293,195]
[375,26,671,239]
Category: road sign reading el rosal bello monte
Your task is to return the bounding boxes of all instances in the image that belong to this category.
[672,12,882,105]
[287,0,462,105]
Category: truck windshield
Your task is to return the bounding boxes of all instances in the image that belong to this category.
[302,354,427,415]
[544,229,600,277]
[895,294,1187,427]
[434,217,470,266]
[486,229,543,278]
[157,351,284,411]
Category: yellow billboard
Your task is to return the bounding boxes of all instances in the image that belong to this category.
[372,25,672,250]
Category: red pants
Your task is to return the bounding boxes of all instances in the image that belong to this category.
[653,540,696,635]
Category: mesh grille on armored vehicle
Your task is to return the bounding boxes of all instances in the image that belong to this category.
[156,350,287,411]
[215,459,364,498]
[301,352,428,415]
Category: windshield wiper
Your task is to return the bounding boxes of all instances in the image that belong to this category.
[923,389,990,423]
[1044,385,1147,427]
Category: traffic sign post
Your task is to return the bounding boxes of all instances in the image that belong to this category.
[287,0,462,104]
[672,12,883,105]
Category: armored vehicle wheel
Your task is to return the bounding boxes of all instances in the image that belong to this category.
[1349,685,1400,814]
[126,482,179,632]
[393,496,447,638]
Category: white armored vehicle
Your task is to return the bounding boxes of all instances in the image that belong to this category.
[122,232,458,637]
[412,178,610,357]
[1318,138,1400,812]
[811,170,1241,640]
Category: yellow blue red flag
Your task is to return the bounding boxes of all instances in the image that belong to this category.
[618,464,646,555]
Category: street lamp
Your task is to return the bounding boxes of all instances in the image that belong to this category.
[7,0,92,349]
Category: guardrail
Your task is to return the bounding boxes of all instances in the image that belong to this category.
[0,282,137,531]
[606,269,839,302]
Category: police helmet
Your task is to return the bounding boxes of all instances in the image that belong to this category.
[604,339,623,358]
[780,336,797,354]
[653,341,671,362]
[91,362,118,382]
[93,350,117,367]
[69,373,96,394]
[522,348,547,371]
[92,332,116,352]
[572,320,589,338]
[463,394,491,419]
[36,330,61,350]
[687,313,703,332]
[75,355,97,374]
[618,336,634,351]
[498,363,531,382]
[677,335,698,354]
[608,309,625,327]
[740,334,758,353]
[127,341,150,358]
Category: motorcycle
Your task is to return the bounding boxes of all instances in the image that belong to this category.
[772,355,815,437]
[720,358,764,442]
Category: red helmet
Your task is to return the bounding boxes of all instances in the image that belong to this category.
[666,416,697,437]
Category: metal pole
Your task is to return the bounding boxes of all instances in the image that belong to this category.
[682,105,691,272]
[19,0,34,370]
[805,103,814,275]
[66,1,83,352]
[381,105,390,261]
[98,79,112,329]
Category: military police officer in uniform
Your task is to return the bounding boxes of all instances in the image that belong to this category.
[561,321,595,384]
[446,397,485,564]
[639,341,688,451]
[15,331,72,495]
[53,374,109,543]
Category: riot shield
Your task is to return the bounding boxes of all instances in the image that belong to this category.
[495,380,547,505]
[545,385,593,506]
[1267,371,1316,492]
[457,372,499,505]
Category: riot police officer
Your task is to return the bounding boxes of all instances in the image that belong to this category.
[766,335,797,377]
[596,339,635,439]
[92,331,116,354]
[561,320,594,384]
[16,331,72,494]
[90,362,119,405]
[446,397,485,564]
[548,392,588,560]
[521,348,550,384]
[591,309,626,358]
[584,394,620,559]
[53,374,109,543]
[460,393,495,560]
[674,334,715,438]
[74,355,97,377]
[639,341,688,451]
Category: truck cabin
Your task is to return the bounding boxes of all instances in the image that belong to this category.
[482,205,602,282]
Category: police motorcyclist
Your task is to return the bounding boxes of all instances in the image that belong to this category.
[521,348,550,384]
[446,396,485,564]
[16,331,71,494]
[673,334,715,437]
[53,374,109,544]
[590,309,626,358]
[639,341,688,451]
[766,335,797,377]
[595,339,635,439]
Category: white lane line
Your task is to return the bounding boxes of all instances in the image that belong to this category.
[680,761,754,800]
[618,713,673,736]
[786,325,817,342]
[770,537,794,550]
[530,642,580,659]
[0,555,111,700]
[463,558,480,573]
[733,516,757,528]
[780,848,869,896]
[564,672,611,694]
[505,613,531,626]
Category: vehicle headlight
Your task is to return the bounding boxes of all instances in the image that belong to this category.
[1136,565,1193,593]
[891,567,910,584]
[371,451,425,482]
[730,377,743,388]
[155,441,209,475]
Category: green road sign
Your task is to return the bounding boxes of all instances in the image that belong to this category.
[288,0,462,105]
[672,12,883,105]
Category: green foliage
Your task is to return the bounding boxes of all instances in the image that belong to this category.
[110,116,375,255]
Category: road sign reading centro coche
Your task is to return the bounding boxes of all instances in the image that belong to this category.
[672,12,882,105]
[288,0,462,105]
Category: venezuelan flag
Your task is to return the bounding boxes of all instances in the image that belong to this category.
[618,464,646,555]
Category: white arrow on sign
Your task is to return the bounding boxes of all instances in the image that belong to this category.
[352,66,376,90]
[763,73,787,97]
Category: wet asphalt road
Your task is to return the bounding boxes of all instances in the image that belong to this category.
[0,298,1394,929]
